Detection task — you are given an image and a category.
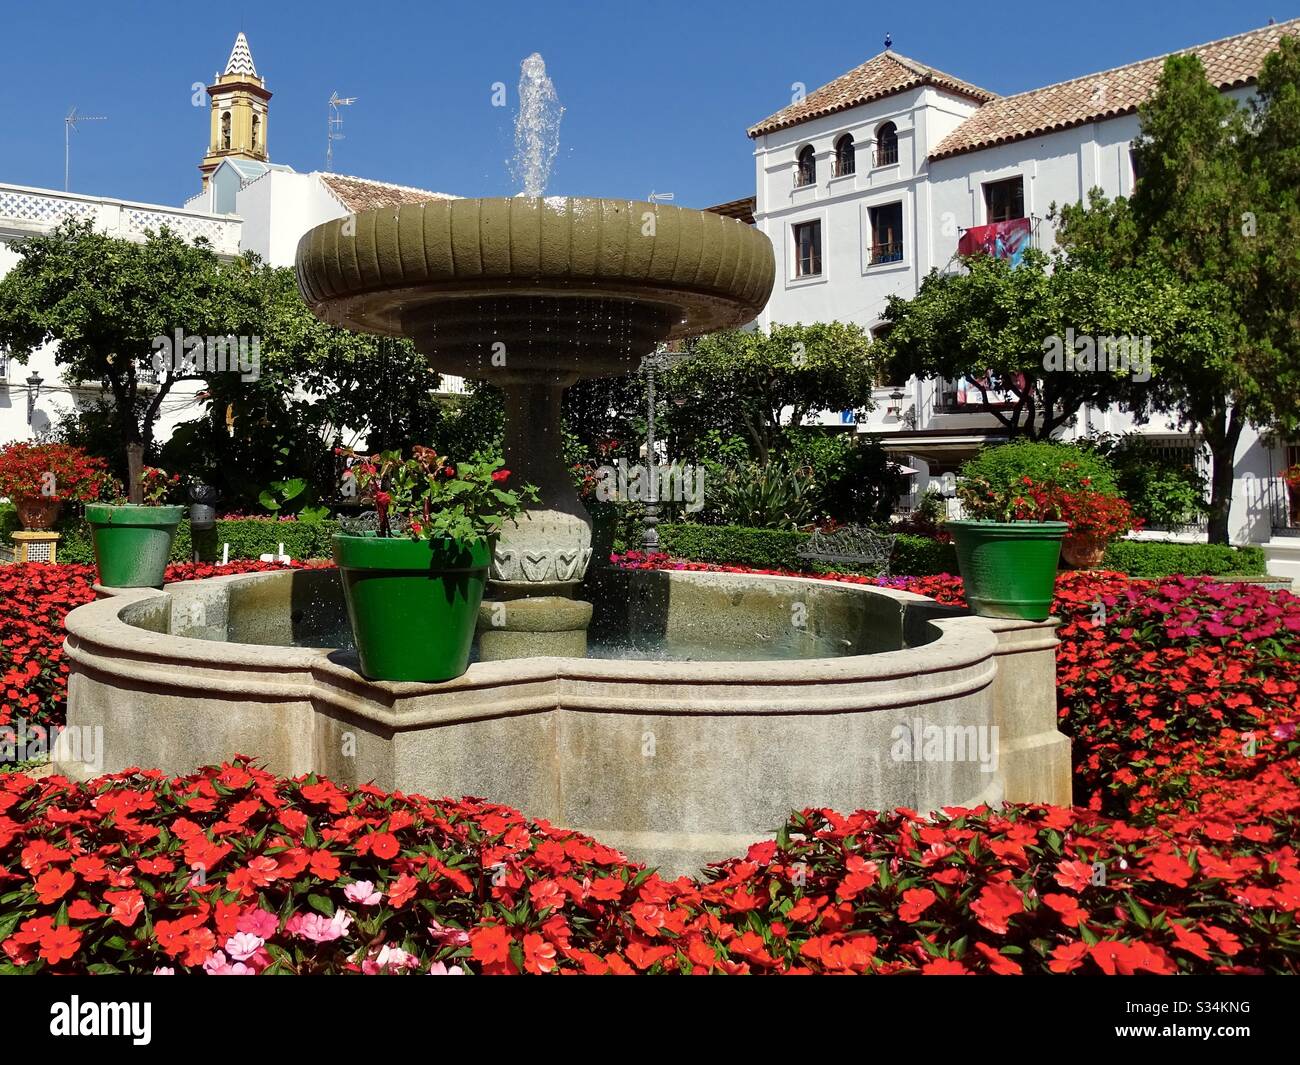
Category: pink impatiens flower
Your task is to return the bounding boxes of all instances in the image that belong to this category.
[153,967,175,975]
[362,944,420,974]
[236,907,279,938]
[225,932,264,962]
[429,961,466,975]
[202,950,255,976]
[427,919,471,947]
[344,880,383,906]
[285,910,353,943]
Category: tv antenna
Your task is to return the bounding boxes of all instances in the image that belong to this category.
[64,106,108,191]
[326,91,356,171]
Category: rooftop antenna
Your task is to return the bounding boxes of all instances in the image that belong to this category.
[326,91,356,172]
[64,106,108,191]
[648,191,674,205]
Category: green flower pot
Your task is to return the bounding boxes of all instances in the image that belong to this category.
[947,520,1067,621]
[84,504,185,588]
[333,534,493,682]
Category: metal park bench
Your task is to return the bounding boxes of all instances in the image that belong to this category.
[797,525,898,578]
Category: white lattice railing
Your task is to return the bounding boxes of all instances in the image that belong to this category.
[435,375,468,396]
[0,183,241,256]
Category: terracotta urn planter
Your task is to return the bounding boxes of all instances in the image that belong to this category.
[15,496,62,531]
[1062,532,1109,569]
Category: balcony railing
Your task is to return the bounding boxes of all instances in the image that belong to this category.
[0,183,242,257]
[873,145,899,167]
[831,157,855,178]
[870,241,903,265]
[793,168,816,189]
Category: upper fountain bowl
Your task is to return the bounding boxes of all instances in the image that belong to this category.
[295,196,775,380]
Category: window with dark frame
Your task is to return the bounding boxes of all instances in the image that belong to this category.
[793,220,822,277]
[983,176,1025,223]
[1130,146,1145,185]
[869,202,904,264]
[833,134,856,177]
[795,145,817,188]
[874,122,899,167]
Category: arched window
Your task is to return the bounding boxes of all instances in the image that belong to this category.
[875,121,898,167]
[251,114,261,152]
[833,134,855,177]
[221,111,232,151]
[795,145,816,188]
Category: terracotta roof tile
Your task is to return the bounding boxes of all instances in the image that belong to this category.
[932,19,1300,160]
[318,173,456,212]
[747,51,996,138]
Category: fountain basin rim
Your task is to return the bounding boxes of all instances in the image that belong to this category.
[294,195,777,342]
[64,570,1059,707]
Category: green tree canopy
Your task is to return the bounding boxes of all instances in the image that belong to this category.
[665,322,878,464]
[1056,39,1300,542]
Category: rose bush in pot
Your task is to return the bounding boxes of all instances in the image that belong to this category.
[84,466,184,588]
[335,446,536,682]
[0,441,113,530]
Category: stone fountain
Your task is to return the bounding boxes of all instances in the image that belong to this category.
[55,56,1071,877]
[296,206,772,655]
[295,54,772,656]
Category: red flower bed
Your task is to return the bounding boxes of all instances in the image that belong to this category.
[1,557,1297,974]
[0,561,321,734]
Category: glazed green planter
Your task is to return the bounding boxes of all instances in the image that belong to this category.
[84,504,185,588]
[333,534,493,683]
[948,520,1067,621]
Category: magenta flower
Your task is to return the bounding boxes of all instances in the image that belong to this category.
[236,907,279,938]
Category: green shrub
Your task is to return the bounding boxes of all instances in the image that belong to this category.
[30,516,340,564]
[959,440,1119,497]
[1102,539,1266,577]
[656,523,958,577]
[1083,435,1208,527]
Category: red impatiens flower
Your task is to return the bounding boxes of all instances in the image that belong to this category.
[38,925,83,965]
[970,883,1024,936]
[898,887,937,922]
[33,867,75,905]
[97,888,142,928]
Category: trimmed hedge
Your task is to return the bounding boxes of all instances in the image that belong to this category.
[6,514,341,564]
[656,523,958,577]
[657,523,1270,580]
[1103,539,1266,578]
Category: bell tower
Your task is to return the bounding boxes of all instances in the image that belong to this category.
[198,33,271,189]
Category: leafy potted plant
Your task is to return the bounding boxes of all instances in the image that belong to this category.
[335,446,536,682]
[0,441,112,530]
[84,466,184,588]
[949,473,1068,621]
[1057,489,1139,568]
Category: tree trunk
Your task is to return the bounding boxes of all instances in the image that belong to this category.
[1204,407,1244,545]
[126,444,144,505]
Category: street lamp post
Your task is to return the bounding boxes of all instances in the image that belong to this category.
[26,372,43,426]
[641,348,665,553]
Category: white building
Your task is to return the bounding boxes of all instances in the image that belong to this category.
[742,19,1300,576]
[0,33,466,453]
[0,184,241,445]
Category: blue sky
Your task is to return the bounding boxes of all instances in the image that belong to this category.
[0,0,1294,210]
